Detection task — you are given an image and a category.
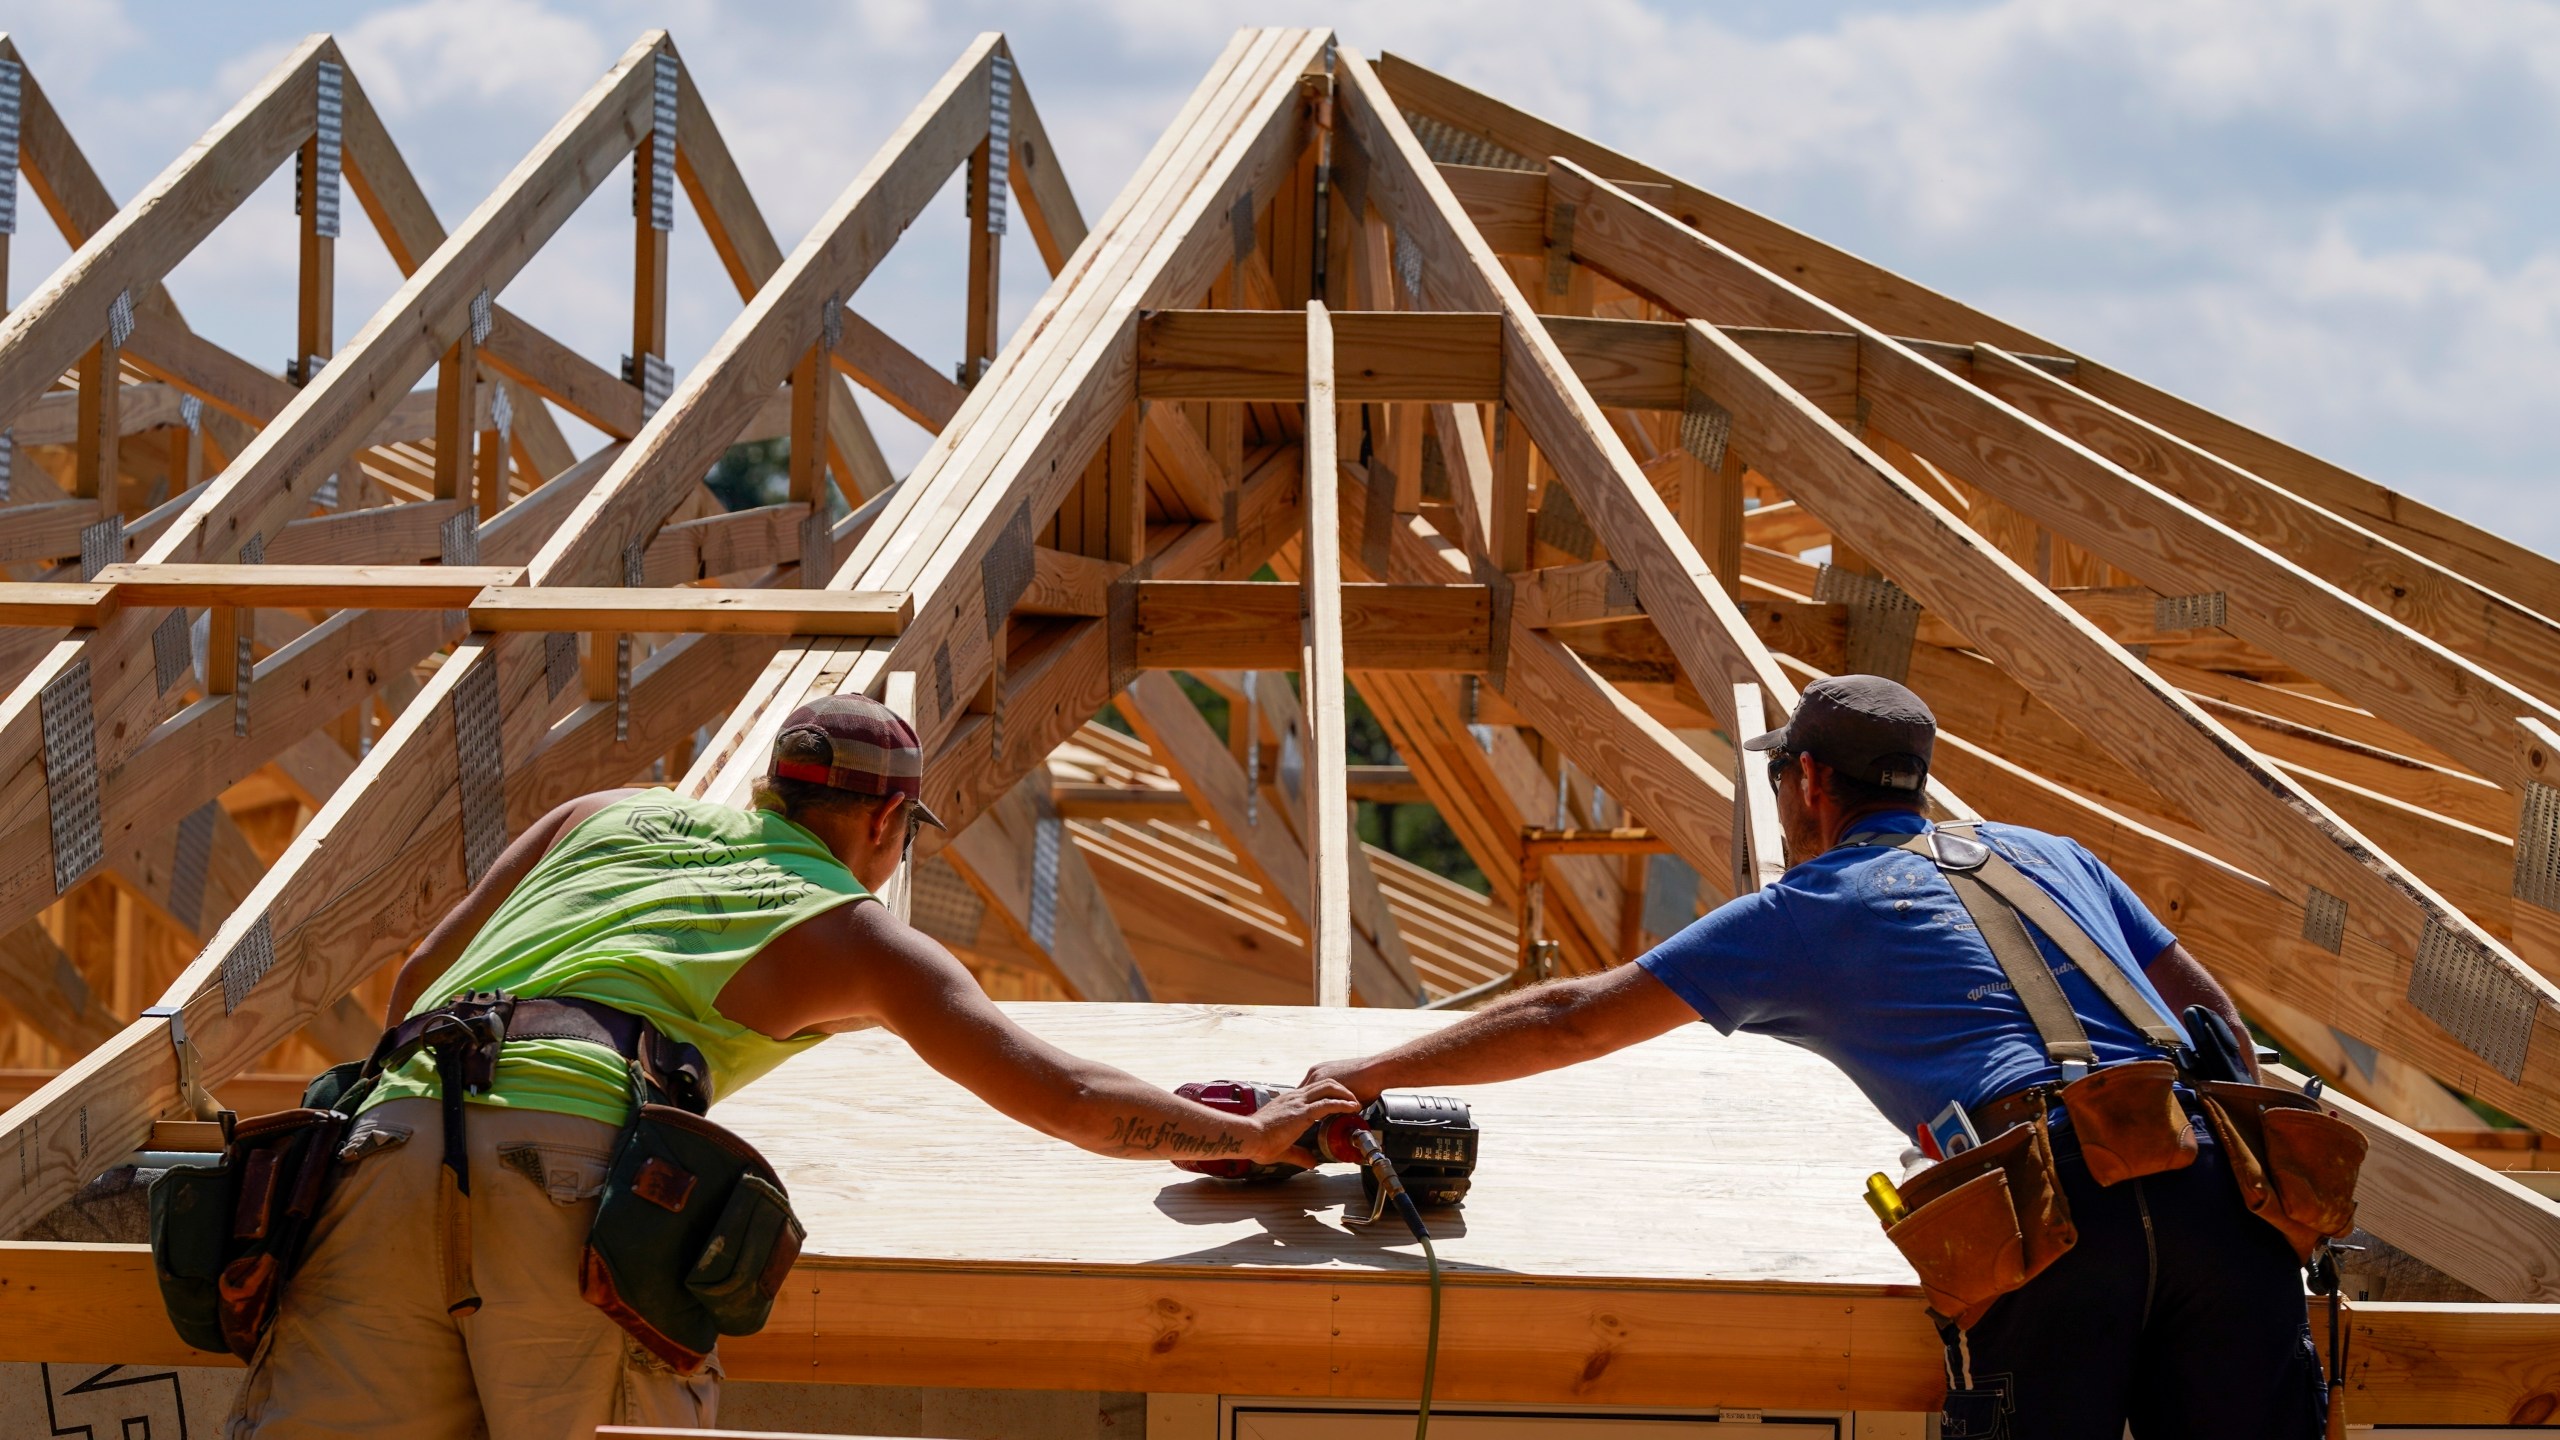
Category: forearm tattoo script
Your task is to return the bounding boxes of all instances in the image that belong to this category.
[1105,1114,1245,1158]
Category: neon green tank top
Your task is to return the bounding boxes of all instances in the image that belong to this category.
[362,790,869,1126]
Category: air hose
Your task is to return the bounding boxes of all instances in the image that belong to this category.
[1353,1130,1443,1440]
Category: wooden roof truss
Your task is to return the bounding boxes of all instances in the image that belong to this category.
[0,27,2555,1423]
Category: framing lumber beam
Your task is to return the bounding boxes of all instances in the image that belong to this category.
[0,35,1108,1238]
[1333,51,1798,751]
[1115,672,1417,1008]
[941,776,1150,1002]
[1537,158,2560,1124]
[1131,582,1489,671]
[687,31,1329,815]
[8,1239,2551,1424]
[1376,50,2560,663]
[0,38,326,428]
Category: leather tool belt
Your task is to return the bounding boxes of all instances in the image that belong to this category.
[149,991,801,1371]
[1849,824,2365,1325]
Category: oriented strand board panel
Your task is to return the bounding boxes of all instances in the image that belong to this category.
[720,1001,1912,1287]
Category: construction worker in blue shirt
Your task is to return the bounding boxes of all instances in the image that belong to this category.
[1304,675,2331,1439]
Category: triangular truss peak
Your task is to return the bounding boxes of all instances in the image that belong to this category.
[0,29,1081,1232]
[0,28,2556,1418]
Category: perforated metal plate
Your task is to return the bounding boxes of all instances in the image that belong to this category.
[40,660,102,894]
[1813,564,1917,614]
[168,802,217,935]
[232,535,262,738]
[932,642,955,720]
[0,58,21,238]
[2301,885,2347,954]
[488,383,513,445]
[909,857,987,945]
[1400,110,1536,171]
[107,288,135,349]
[648,51,678,231]
[2406,917,2534,1082]
[1028,813,1062,952]
[981,504,1036,637]
[218,913,277,1015]
[2515,780,2560,913]
[1546,202,1577,296]
[545,630,578,699]
[1680,389,1733,472]
[819,290,844,354]
[79,515,124,581]
[1533,479,1595,560]
[312,60,343,239]
[1815,564,1922,682]
[0,429,14,502]
[440,510,480,567]
[451,656,507,885]
[615,541,643,741]
[1605,564,1641,612]
[1242,674,1262,825]
[1279,726,1304,805]
[639,352,673,421]
[469,288,493,346]
[985,52,1012,237]
[2153,591,2228,632]
[153,609,190,695]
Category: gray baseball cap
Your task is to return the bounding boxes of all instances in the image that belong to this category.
[1743,675,1935,793]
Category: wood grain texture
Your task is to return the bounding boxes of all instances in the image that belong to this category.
[1134,582,1491,672]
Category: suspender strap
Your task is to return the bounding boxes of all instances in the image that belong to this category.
[1957,842,2187,1051]
[1938,863,2099,1069]
[1855,826,2187,1063]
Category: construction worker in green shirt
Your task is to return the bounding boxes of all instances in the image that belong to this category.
[227,694,1355,1438]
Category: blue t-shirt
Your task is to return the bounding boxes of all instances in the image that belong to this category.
[1637,810,2182,1136]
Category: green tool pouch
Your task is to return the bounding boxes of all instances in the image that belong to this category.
[146,1103,356,1359]
[582,1066,805,1373]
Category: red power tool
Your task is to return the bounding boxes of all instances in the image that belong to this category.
[1173,1081,1477,1212]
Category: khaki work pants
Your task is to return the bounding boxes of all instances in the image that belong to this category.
[227,1098,719,1439]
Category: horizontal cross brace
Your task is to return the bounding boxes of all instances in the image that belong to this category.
[1133,580,1491,672]
[3,565,910,637]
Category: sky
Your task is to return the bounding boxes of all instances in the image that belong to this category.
[8,0,2555,552]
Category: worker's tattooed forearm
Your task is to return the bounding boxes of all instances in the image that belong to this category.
[1105,1115,1244,1158]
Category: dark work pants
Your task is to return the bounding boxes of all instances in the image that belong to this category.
[1939,1127,2327,1439]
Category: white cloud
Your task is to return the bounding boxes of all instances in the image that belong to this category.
[9,0,2556,553]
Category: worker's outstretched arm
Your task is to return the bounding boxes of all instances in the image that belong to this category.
[720,901,1356,1165]
[384,788,639,1023]
[2144,940,2261,1081]
[1302,962,1698,1102]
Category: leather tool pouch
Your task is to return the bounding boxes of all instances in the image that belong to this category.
[148,1106,352,1359]
[582,1067,805,1373]
[2057,1059,2198,1187]
[1886,1115,2076,1329]
[2197,1080,2367,1262]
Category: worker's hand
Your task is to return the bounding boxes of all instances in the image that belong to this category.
[1243,1079,1361,1166]
[1298,1059,1385,1105]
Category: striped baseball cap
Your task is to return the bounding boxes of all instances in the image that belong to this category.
[768,694,946,829]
